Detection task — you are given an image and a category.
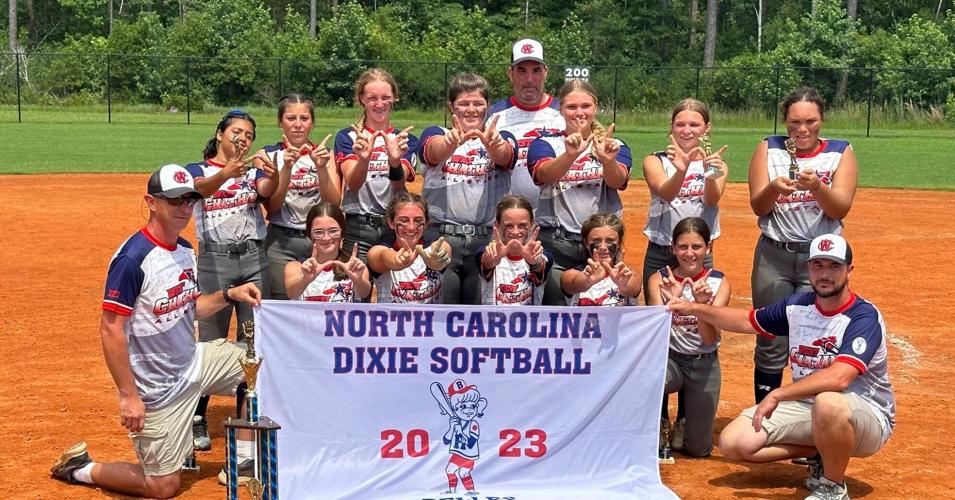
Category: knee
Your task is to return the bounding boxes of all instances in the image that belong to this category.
[812,392,850,427]
[718,418,763,462]
[684,440,713,458]
[145,475,181,499]
[718,431,745,461]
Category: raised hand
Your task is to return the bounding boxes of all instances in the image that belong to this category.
[665,134,702,173]
[416,237,452,271]
[227,282,262,307]
[391,238,418,270]
[281,134,303,168]
[564,130,593,159]
[245,150,276,178]
[794,168,822,192]
[771,176,797,196]
[581,249,607,288]
[445,115,467,147]
[593,123,621,164]
[350,124,375,162]
[690,269,714,304]
[660,266,692,301]
[702,144,728,179]
[483,227,508,268]
[299,241,325,282]
[384,125,415,163]
[309,134,334,169]
[329,243,366,281]
[520,226,543,265]
[602,255,634,288]
[466,115,505,149]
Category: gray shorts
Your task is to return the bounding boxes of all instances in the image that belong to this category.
[739,391,886,457]
[751,235,811,372]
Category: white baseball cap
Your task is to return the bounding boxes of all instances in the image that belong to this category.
[809,234,853,265]
[511,39,545,66]
[147,164,201,198]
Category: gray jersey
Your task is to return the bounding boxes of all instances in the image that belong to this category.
[759,136,849,242]
[418,126,517,226]
[336,126,419,216]
[659,267,725,355]
[263,141,325,230]
[185,160,267,243]
[101,229,200,410]
[526,134,633,233]
[644,154,721,246]
[487,96,565,210]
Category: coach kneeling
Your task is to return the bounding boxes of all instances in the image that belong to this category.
[664,234,895,500]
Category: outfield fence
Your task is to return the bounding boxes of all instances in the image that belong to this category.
[2,52,953,135]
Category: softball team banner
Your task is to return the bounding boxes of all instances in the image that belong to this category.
[256,301,676,500]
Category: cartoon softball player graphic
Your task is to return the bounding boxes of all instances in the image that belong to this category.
[430,379,488,495]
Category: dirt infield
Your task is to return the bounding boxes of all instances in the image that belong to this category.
[2,174,952,499]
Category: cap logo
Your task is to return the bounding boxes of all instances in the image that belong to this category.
[173,171,187,184]
[521,43,534,54]
[817,239,834,252]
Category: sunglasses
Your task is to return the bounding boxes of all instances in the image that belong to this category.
[157,195,201,207]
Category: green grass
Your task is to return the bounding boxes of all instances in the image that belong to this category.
[1,106,953,190]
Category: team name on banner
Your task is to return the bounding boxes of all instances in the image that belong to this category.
[255,301,677,500]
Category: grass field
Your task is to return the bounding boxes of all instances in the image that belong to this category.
[1,105,953,189]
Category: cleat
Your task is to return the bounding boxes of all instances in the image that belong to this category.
[671,417,686,450]
[193,416,212,451]
[51,442,93,484]
[804,476,849,500]
[804,460,825,491]
[218,458,255,486]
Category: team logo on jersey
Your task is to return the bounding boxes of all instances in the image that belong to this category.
[305,281,354,302]
[430,379,488,495]
[153,268,199,316]
[790,335,839,372]
[173,171,188,184]
[496,271,535,304]
[391,269,442,302]
[521,43,534,54]
[818,239,835,252]
[852,337,867,355]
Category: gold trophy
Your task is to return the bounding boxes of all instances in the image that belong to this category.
[699,133,723,179]
[784,137,799,180]
[247,478,264,500]
[240,320,262,424]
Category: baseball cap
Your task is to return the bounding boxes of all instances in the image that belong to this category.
[147,164,201,198]
[809,234,853,265]
[511,39,545,66]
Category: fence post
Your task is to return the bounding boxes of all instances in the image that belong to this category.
[443,62,449,128]
[772,66,781,135]
[106,54,112,123]
[186,58,192,125]
[15,53,22,123]
[866,68,874,137]
[612,66,619,123]
[278,58,284,97]
[695,66,701,99]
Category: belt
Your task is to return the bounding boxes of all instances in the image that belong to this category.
[670,350,718,360]
[271,225,306,236]
[763,235,811,253]
[553,227,582,243]
[436,223,491,237]
[200,240,263,254]
[348,213,384,226]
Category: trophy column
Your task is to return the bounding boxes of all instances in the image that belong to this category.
[224,320,282,500]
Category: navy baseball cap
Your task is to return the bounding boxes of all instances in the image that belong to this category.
[809,234,853,265]
[147,164,202,198]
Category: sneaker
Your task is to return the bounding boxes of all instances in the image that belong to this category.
[804,476,849,500]
[671,417,686,450]
[658,419,674,464]
[218,458,255,486]
[193,415,212,451]
[51,442,93,484]
[804,459,825,490]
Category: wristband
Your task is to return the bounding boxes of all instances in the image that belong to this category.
[224,287,239,305]
[388,164,405,181]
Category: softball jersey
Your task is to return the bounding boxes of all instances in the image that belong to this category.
[262,140,325,230]
[185,160,267,243]
[294,266,357,303]
[644,154,721,246]
[477,253,552,306]
[658,267,726,355]
[335,126,419,216]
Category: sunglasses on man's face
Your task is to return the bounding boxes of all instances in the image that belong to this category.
[157,195,201,207]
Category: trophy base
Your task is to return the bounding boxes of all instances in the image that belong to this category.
[704,167,724,179]
[181,451,199,472]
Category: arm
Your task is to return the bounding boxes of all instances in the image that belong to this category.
[702,145,729,207]
[264,149,293,215]
[751,362,860,432]
[747,140,779,217]
[534,154,574,184]
[665,299,757,335]
[643,154,686,202]
[422,125,459,167]
[195,284,261,319]
[805,146,858,220]
[645,272,664,305]
[696,278,731,346]
[560,262,604,295]
[283,260,311,300]
[100,311,145,432]
[367,242,417,273]
[596,133,629,190]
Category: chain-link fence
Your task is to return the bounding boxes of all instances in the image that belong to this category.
[1,52,953,135]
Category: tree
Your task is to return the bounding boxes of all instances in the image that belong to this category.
[310,0,317,37]
[703,0,718,67]
[9,0,17,53]
[688,0,698,48]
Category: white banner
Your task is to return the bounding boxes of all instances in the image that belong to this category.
[256,301,676,500]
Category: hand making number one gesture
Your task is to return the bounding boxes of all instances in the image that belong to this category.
[465,115,505,150]
[308,134,334,169]
[328,243,366,282]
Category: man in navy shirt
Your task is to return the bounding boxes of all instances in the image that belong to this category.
[666,234,894,500]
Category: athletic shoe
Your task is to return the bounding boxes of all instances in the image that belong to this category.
[193,415,212,451]
[804,459,825,490]
[804,476,849,500]
[671,417,686,450]
[217,458,255,486]
[51,442,93,484]
[658,419,674,464]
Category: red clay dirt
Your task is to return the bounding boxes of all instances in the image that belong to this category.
[1,174,951,498]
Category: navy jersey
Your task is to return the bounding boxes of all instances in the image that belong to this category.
[751,292,896,437]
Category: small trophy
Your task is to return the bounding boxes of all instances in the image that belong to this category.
[784,137,799,180]
[224,320,281,500]
[699,133,723,179]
